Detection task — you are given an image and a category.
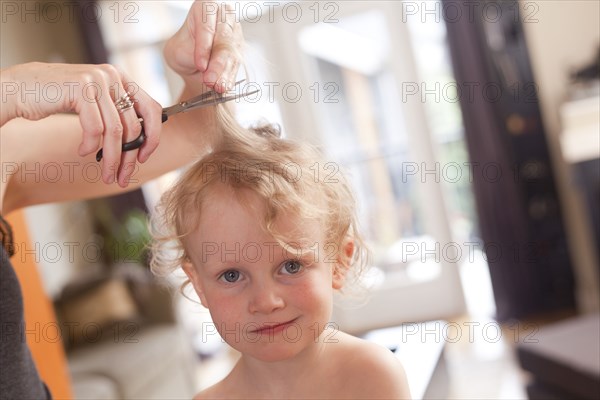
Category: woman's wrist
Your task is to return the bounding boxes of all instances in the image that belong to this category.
[0,65,18,127]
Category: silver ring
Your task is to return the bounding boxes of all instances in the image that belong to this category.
[115,92,134,114]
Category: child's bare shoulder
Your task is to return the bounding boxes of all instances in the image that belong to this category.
[331,331,411,399]
[193,384,222,400]
[193,378,241,400]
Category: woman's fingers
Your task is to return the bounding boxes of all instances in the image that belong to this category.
[166,1,243,90]
[220,54,240,94]
[113,71,146,187]
[115,100,142,188]
[77,99,105,157]
[132,87,162,164]
[95,81,124,184]
[204,3,240,92]
[190,1,217,73]
[94,65,143,186]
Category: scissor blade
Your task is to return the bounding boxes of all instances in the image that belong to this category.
[198,90,261,108]
[162,92,214,116]
[164,89,260,116]
[163,80,248,117]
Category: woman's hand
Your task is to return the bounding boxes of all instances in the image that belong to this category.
[0,1,246,212]
[1,62,162,187]
[163,1,243,93]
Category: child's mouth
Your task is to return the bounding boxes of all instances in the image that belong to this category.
[251,318,299,335]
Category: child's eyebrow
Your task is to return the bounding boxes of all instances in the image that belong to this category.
[190,240,321,268]
[194,257,226,271]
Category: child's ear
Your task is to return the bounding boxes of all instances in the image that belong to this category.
[182,260,208,307]
[332,239,354,290]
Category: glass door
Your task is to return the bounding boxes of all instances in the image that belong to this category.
[241,1,470,332]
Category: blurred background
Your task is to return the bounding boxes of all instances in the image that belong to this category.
[1,1,598,399]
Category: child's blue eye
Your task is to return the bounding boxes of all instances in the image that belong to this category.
[281,260,302,275]
[221,270,240,283]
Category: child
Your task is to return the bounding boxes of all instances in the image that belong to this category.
[151,109,411,399]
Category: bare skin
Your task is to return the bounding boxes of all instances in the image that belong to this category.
[197,328,411,400]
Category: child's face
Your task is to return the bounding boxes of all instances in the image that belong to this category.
[183,184,344,362]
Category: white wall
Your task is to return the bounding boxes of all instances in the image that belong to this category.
[522,1,599,136]
[521,0,600,312]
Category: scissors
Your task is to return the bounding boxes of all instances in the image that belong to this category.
[96,80,259,162]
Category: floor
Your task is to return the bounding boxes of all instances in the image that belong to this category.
[444,255,529,399]
[443,315,529,399]
[187,257,530,399]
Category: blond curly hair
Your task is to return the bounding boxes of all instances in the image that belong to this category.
[150,107,367,291]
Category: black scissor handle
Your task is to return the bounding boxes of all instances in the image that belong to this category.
[95,132,145,162]
[95,114,168,162]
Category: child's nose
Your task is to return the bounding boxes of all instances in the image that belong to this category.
[248,282,285,314]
